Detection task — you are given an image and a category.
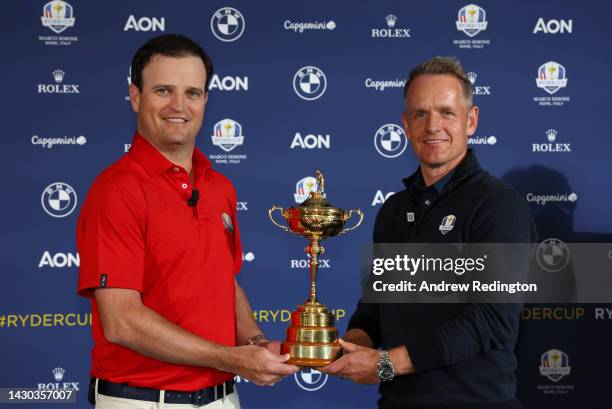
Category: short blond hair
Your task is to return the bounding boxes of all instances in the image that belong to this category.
[403,56,473,108]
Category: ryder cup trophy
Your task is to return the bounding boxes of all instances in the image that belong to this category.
[269,170,363,366]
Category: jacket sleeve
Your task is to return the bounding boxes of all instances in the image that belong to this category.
[347,300,381,348]
[405,187,536,372]
[345,193,402,348]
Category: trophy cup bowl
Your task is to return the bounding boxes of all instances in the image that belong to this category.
[269,171,363,366]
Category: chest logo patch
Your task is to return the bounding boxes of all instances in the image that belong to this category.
[439,215,456,235]
[222,212,234,233]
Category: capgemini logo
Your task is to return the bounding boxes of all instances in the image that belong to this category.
[546,129,558,142]
[52,367,65,382]
[52,69,65,83]
[385,14,398,28]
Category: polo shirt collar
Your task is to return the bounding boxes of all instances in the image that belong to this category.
[413,170,454,193]
[402,149,482,192]
[128,132,211,178]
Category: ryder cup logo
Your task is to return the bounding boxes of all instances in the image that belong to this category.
[536,62,568,95]
[222,212,234,233]
[374,124,407,158]
[539,349,571,382]
[212,119,245,152]
[294,368,328,391]
[439,215,456,235]
[41,1,75,34]
[456,4,487,37]
[294,176,318,203]
[41,182,77,218]
[293,66,327,101]
[211,7,245,42]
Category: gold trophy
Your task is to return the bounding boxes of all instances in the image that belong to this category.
[269,170,363,366]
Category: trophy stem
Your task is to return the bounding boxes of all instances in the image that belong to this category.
[272,170,362,367]
[307,237,324,304]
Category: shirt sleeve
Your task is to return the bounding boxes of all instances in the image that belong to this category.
[405,187,537,372]
[76,179,146,297]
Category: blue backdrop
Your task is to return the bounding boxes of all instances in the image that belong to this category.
[2,1,611,408]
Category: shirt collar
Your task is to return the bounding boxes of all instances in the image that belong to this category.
[413,170,454,193]
[402,149,482,192]
[128,132,211,178]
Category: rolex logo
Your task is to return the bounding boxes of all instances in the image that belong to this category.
[372,14,410,38]
[52,367,65,382]
[52,69,65,84]
[467,71,477,85]
[385,14,398,28]
[532,128,571,152]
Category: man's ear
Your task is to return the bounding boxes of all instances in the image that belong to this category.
[467,105,479,136]
[128,83,141,114]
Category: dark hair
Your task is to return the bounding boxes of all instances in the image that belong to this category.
[403,56,473,108]
[130,34,214,92]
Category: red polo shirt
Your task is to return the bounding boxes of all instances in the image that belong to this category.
[77,133,242,390]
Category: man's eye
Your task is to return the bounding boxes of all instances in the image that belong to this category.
[156,88,170,95]
[188,90,202,98]
[414,112,425,118]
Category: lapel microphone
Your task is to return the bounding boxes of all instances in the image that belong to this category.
[187,189,199,207]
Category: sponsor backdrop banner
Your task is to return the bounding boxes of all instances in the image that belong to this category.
[2,1,611,408]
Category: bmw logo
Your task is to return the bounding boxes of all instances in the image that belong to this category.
[41,182,77,218]
[294,368,328,391]
[210,7,245,42]
[536,238,570,272]
[293,66,327,101]
[374,124,407,158]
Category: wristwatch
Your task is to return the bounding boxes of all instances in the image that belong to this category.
[377,350,396,381]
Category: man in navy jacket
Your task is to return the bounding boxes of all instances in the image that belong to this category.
[322,57,536,409]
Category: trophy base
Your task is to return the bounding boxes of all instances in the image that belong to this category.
[282,301,341,367]
[287,357,337,367]
[282,341,342,367]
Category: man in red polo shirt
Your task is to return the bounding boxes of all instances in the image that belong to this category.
[77,34,298,408]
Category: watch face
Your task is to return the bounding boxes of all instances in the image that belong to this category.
[382,366,393,378]
[379,364,394,380]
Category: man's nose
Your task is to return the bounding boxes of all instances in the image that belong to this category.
[168,92,185,111]
[425,113,442,133]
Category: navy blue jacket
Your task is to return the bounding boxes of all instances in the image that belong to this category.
[348,150,536,409]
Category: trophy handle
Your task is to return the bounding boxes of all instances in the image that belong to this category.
[269,205,289,232]
[339,209,364,235]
